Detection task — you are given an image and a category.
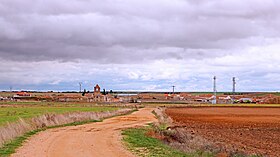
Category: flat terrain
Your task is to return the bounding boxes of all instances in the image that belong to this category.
[12,108,157,157]
[166,107,280,157]
[0,106,118,126]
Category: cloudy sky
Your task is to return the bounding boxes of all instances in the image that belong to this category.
[1,0,280,92]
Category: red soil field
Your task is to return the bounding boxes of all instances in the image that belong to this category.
[165,107,280,157]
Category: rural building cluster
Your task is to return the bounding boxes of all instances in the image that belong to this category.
[135,93,280,104]
[0,84,280,104]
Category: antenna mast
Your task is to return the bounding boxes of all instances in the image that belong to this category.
[172,85,175,95]
[213,76,217,104]
[232,77,236,103]
[79,82,82,93]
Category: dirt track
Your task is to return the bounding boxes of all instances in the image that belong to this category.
[166,107,280,157]
[12,108,157,157]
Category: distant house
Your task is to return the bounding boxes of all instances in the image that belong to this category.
[56,95,84,102]
[239,98,253,103]
[86,84,115,103]
[12,92,34,101]
[206,95,233,104]
[13,92,31,97]
[38,95,53,101]
[217,96,233,104]
[259,95,280,104]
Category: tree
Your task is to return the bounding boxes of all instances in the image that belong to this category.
[82,89,86,96]
[102,89,106,95]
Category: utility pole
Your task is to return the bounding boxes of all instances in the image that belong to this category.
[172,85,175,95]
[171,85,176,103]
[79,82,82,93]
[232,77,236,104]
[213,76,217,104]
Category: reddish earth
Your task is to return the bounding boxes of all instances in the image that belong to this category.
[165,107,280,157]
[12,108,157,157]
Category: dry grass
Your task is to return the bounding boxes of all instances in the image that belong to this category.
[0,109,132,147]
[0,119,32,147]
[165,128,217,153]
[164,127,251,156]
[152,108,252,156]
[153,107,173,125]
[152,108,215,156]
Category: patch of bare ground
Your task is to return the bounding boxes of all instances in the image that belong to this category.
[165,107,280,157]
[12,108,157,157]
[0,109,133,147]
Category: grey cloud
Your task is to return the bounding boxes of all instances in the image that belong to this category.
[1,0,280,63]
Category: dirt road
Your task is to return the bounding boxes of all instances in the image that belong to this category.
[12,108,157,157]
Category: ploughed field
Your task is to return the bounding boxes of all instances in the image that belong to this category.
[165,107,280,157]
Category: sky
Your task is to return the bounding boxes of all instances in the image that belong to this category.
[0,0,280,92]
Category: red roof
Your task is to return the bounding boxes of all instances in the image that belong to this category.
[16,92,31,96]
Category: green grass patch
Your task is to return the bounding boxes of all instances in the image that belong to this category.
[0,106,118,126]
[0,109,136,157]
[122,127,213,157]
[122,127,261,157]
[0,101,113,106]
[0,119,101,157]
[0,129,41,156]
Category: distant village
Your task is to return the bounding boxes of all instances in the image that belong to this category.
[1,84,280,104]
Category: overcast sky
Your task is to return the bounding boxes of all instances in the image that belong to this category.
[1,0,280,92]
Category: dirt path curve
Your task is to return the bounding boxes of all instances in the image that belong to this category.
[12,108,157,157]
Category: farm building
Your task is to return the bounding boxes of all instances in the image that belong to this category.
[238,98,253,103]
[260,95,280,104]
[217,96,233,104]
[86,84,116,103]
[55,95,84,102]
[13,92,32,97]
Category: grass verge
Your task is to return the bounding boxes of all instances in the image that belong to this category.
[122,126,213,157]
[0,129,40,156]
[0,119,100,157]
